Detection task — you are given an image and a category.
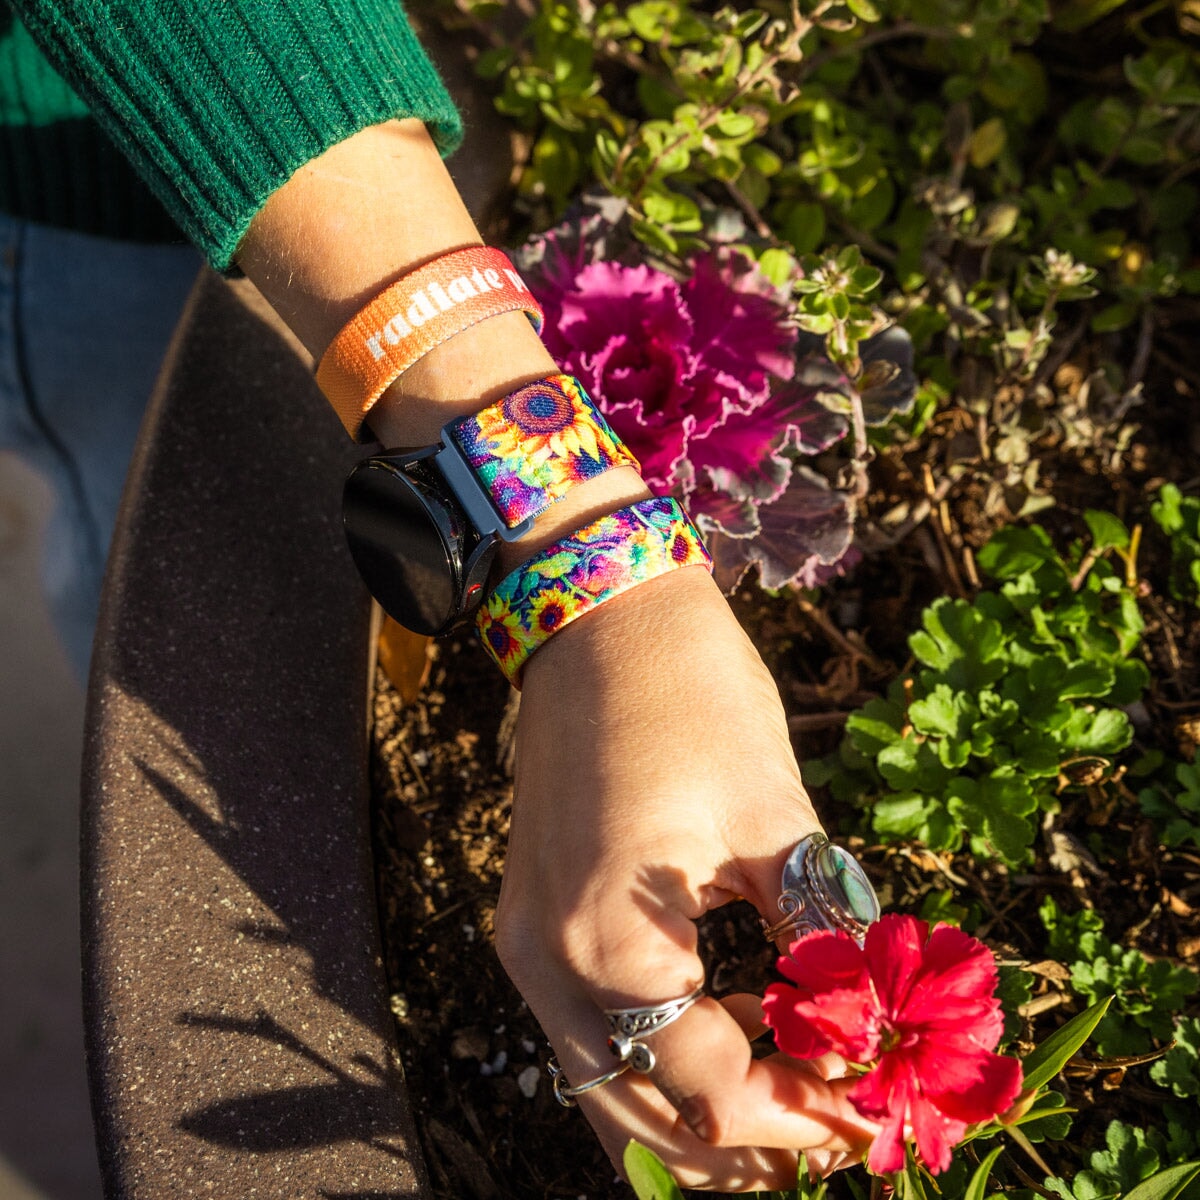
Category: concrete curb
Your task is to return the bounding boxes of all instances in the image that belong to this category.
[82,271,429,1198]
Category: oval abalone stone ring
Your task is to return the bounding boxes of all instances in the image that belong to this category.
[761,832,880,945]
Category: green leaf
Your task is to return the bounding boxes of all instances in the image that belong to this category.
[1149,1016,1200,1098]
[898,1152,929,1200]
[1057,659,1116,700]
[947,773,1038,864]
[846,697,905,754]
[968,118,1008,169]
[1019,996,1114,1093]
[1091,301,1140,333]
[796,1153,829,1200]
[785,203,826,256]
[909,598,1007,691]
[623,1140,685,1200]
[965,1145,1005,1200]
[1151,484,1185,535]
[1016,1089,1074,1142]
[910,683,974,740]
[626,0,679,42]
[845,0,881,20]
[997,965,1035,1047]
[876,737,952,793]
[977,525,1063,582]
[758,248,795,289]
[1062,707,1132,756]
[641,189,702,231]
[1080,1121,1160,1197]
[1123,1163,1200,1200]
[873,791,960,851]
[1085,510,1131,551]
[714,110,757,139]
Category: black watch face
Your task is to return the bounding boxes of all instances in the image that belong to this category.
[343,456,470,636]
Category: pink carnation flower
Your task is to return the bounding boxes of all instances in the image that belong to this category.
[761,913,1023,1176]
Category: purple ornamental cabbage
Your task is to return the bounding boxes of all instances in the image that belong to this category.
[518,216,854,592]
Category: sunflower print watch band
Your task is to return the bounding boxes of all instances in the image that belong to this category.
[476,496,712,686]
[448,375,639,529]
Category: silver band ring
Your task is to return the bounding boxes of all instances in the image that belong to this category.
[603,984,704,1073]
[547,1054,630,1107]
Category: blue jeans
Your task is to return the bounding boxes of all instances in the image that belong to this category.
[0,215,200,679]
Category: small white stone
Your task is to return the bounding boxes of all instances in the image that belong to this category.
[517,1065,540,1099]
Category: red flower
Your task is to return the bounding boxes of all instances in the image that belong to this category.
[761,913,1023,1175]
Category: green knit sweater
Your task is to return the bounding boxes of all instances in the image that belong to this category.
[1,0,462,267]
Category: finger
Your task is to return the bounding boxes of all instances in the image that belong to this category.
[645,997,878,1152]
[719,991,767,1041]
[717,818,824,946]
[804,1050,851,1081]
[802,1147,859,1178]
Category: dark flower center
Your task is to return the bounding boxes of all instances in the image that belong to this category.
[505,383,574,435]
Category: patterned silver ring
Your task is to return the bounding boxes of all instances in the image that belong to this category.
[547,1053,631,1107]
[603,985,705,1073]
[761,832,880,945]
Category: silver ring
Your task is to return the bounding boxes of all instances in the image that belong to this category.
[603,985,704,1073]
[547,1054,631,1107]
[761,832,880,945]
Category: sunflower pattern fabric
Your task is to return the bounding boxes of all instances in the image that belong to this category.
[449,374,639,528]
[476,496,712,685]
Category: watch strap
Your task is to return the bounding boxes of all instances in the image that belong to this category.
[476,496,712,686]
[447,375,640,530]
[316,246,545,439]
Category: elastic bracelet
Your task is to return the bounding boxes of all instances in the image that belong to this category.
[447,374,639,527]
[316,246,545,439]
[475,496,712,686]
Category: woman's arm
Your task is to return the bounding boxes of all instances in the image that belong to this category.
[238,119,876,1189]
[236,119,651,571]
[10,0,875,1176]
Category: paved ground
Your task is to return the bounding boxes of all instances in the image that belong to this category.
[0,450,104,1198]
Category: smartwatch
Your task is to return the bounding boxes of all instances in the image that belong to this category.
[761,833,880,945]
[342,375,637,637]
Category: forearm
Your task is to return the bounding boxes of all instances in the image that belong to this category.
[236,118,649,570]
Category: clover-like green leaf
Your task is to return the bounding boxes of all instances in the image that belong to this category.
[909,683,976,741]
[876,737,953,794]
[845,696,905,755]
[1060,707,1132,757]
[909,598,1008,691]
[1149,1016,1200,1098]
[872,791,961,851]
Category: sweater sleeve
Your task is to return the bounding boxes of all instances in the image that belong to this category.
[9,0,463,269]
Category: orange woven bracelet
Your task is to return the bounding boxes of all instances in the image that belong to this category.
[316,246,545,438]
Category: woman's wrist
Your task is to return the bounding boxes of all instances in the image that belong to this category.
[236,117,650,568]
[236,118,558,445]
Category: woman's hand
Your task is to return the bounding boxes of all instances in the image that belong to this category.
[496,565,877,1190]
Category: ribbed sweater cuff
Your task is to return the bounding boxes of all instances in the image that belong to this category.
[14,0,464,269]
